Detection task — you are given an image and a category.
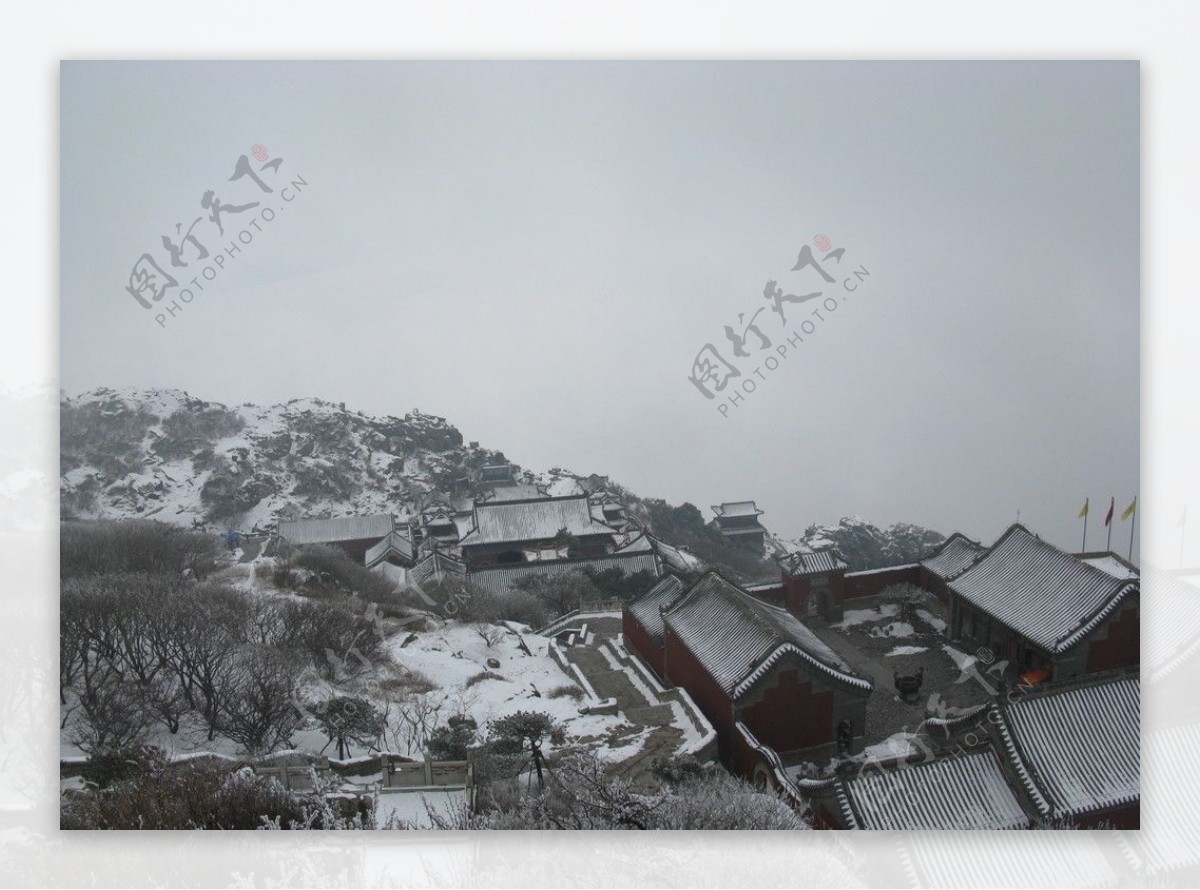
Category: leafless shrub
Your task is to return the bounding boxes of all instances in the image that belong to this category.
[69,674,152,755]
[217,647,303,755]
[384,691,447,757]
[465,670,506,688]
[61,519,218,580]
[473,623,505,648]
[61,753,369,830]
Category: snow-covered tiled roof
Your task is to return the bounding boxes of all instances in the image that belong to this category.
[278,514,394,545]
[947,524,1138,654]
[480,483,546,503]
[779,548,847,577]
[613,532,654,554]
[920,532,984,580]
[996,673,1139,820]
[841,750,1031,830]
[662,573,867,694]
[640,533,704,574]
[458,495,617,546]
[627,575,686,645]
[468,551,660,596]
[409,551,466,588]
[364,529,414,567]
[712,501,763,518]
[1080,553,1140,581]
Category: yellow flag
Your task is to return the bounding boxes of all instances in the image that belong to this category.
[1120,498,1137,521]
[1077,498,1089,518]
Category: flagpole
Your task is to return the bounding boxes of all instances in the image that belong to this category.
[1106,498,1113,552]
[1082,500,1088,553]
[1127,497,1136,562]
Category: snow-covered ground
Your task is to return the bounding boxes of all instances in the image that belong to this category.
[382,623,625,745]
[885,645,928,657]
[60,550,633,765]
[868,621,915,639]
[375,788,468,829]
[835,603,900,629]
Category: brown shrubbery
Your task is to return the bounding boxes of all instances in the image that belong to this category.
[60,522,392,758]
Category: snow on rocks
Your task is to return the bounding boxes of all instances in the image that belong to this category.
[869,621,915,639]
[834,603,900,629]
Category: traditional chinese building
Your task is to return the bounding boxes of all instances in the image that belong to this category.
[624,571,872,773]
[456,492,625,569]
[944,524,1139,679]
[710,501,768,552]
[798,668,1139,830]
[363,527,415,570]
[826,748,1033,830]
[479,463,515,487]
[277,514,399,562]
[917,532,984,604]
[987,670,1140,828]
[777,548,849,621]
[470,538,661,596]
[621,575,686,681]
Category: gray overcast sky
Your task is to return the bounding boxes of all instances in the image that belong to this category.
[60,61,1138,556]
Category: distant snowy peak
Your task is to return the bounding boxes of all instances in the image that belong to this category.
[59,388,512,531]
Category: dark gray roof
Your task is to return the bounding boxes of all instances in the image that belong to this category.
[712,501,763,518]
[626,575,686,645]
[409,551,466,588]
[468,551,660,596]
[480,464,512,483]
[779,548,847,576]
[947,524,1139,653]
[459,495,616,546]
[995,673,1139,820]
[920,532,984,580]
[662,573,868,694]
[841,750,1030,830]
[645,534,704,573]
[480,483,546,503]
[364,529,414,567]
[278,514,394,546]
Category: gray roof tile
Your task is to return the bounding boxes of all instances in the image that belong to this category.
[843,750,1030,830]
[663,573,867,694]
[948,525,1138,653]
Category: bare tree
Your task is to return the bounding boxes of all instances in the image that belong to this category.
[384,690,448,756]
[69,673,151,754]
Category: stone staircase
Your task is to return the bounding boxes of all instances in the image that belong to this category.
[552,631,717,792]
